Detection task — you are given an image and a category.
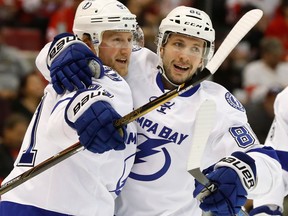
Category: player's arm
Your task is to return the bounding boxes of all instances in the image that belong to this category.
[265,87,288,150]
[248,89,288,216]
[192,96,282,215]
[246,146,285,216]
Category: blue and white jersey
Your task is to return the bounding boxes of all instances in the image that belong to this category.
[256,86,288,210]
[0,65,137,216]
[114,47,282,216]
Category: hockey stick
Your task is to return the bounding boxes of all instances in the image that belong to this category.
[187,99,216,215]
[187,100,248,216]
[0,9,263,195]
[187,99,217,198]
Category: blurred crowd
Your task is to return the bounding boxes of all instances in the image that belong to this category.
[0,0,288,210]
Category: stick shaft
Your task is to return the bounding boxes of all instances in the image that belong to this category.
[0,143,83,195]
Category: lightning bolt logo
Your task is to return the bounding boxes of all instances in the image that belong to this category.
[109,153,136,196]
[129,134,172,181]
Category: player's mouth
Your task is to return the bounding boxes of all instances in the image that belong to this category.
[116,58,128,64]
[173,64,190,72]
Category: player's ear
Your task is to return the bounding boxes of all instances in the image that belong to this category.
[197,58,204,69]
[160,46,164,58]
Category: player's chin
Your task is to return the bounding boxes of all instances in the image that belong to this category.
[171,74,190,85]
[115,65,129,77]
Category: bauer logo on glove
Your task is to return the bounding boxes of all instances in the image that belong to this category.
[215,155,256,190]
[47,34,83,67]
[65,87,114,125]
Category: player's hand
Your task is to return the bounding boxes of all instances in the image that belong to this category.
[73,101,127,154]
[249,205,282,216]
[193,152,256,216]
[47,33,103,94]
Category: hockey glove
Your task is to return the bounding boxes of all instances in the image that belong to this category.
[47,33,104,94]
[193,151,256,216]
[73,101,127,154]
[249,205,282,216]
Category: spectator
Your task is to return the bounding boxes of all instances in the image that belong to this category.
[0,24,33,100]
[0,0,19,25]
[46,0,82,42]
[0,0,62,46]
[242,37,288,102]
[265,0,288,60]
[213,36,250,98]
[239,4,269,61]
[245,86,283,143]
[212,51,243,95]
[0,113,29,184]
[125,0,161,52]
[11,71,45,121]
[225,0,280,25]
[0,98,12,136]
[16,0,62,39]
[124,0,194,52]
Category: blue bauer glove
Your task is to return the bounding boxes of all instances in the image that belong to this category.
[193,151,257,216]
[47,33,103,94]
[73,101,127,154]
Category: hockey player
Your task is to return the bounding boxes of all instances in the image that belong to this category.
[27,2,282,216]
[266,86,288,196]
[0,1,138,215]
[113,7,281,216]
[248,86,288,216]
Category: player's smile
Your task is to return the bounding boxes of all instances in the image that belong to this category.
[114,55,129,75]
[115,57,128,65]
[173,63,190,73]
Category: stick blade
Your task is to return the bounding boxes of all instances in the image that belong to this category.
[206,9,263,74]
[187,100,216,171]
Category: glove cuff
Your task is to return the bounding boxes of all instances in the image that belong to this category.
[249,205,282,216]
[215,152,256,192]
[64,88,115,128]
[47,33,88,68]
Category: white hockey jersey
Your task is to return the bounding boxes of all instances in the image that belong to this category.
[0,65,137,216]
[256,86,288,210]
[20,44,282,216]
[114,48,282,216]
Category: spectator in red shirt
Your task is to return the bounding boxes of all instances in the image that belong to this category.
[265,0,288,60]
[46,0,82,42]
